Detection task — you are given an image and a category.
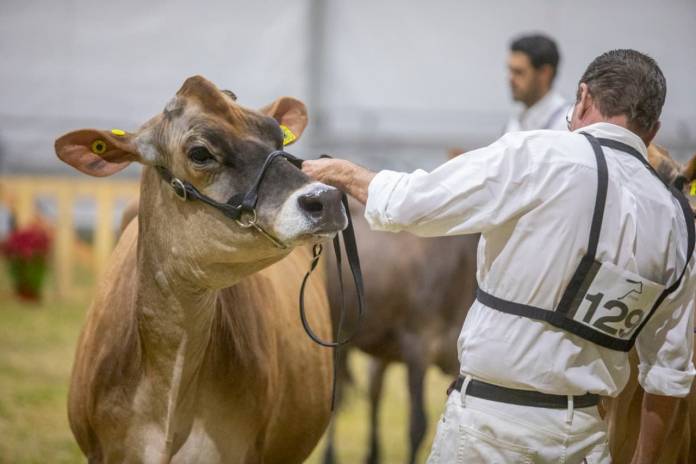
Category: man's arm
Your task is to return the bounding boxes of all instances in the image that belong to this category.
[633,257,695,464]
[302,134,550,237]
[302,158,375,204]
[630,393,680,464]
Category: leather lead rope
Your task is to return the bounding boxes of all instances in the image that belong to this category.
[299,194,365,348]
[298,184,366,411]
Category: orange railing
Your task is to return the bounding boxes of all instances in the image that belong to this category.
[0,176,139,298]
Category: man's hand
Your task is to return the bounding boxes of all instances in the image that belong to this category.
[302,158,376,205]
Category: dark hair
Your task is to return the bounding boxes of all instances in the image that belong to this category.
[510,34,560,79]
[579,49,666,134]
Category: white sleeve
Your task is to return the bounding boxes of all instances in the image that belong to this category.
[364,134,543,237]
[635,259,696,397]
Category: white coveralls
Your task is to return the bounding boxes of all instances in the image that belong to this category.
[365,123,696,463]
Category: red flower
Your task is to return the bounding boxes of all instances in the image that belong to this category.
[1,224,52,260]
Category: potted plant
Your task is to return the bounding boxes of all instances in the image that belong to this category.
[1,223,52,301]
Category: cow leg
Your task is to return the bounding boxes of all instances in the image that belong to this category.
[365,357,389,464]
[406,361,427,464]
[401,334,428,464]
[322,419,338,464]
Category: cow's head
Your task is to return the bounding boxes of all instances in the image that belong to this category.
[55,75,347,287]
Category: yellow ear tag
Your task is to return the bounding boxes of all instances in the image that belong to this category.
[111,129,126,136]
[91,139,107,155]
[280,125,297,146]
[690,181,696,197]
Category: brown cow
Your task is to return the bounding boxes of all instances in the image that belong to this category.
[605,148,696,464]
[55,76,347,463]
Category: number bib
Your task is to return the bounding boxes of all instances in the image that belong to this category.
[568,261,665,340]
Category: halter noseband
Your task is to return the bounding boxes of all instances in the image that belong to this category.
[156,150,302,249]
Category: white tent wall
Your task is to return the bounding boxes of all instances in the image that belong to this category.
[1,0,694,175]
[315,0,696,170]
[0,0,312,174]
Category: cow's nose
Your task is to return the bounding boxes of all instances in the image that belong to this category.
[297,187,347,232]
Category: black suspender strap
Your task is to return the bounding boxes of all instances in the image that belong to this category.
[594,137,695,269]
[475,287,632,349]
[595,139,696,346]
[477,132,695,352]
[555,133,609,315]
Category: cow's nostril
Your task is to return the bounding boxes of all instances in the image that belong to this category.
[298,194,324,215]
[294,187,347,233]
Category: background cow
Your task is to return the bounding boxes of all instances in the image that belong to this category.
[324,203,478,464]
[323,147,478,464]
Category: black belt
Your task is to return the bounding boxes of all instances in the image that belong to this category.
[448,376,599,409]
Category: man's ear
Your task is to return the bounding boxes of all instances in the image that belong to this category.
[259,97,308,146]
[575,83,592,121]
[55,129,142,177]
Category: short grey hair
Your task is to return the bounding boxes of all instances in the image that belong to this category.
[578,49,666,134]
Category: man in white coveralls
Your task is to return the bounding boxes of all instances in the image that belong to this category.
[302,49,695,463]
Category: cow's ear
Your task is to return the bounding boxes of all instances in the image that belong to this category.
[55,129,142,177]
[683,152,696,181]
[259,97,308,146]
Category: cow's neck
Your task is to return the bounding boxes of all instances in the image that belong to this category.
[135,255,216,380]
[134,169,220,376]
[132,168,251,452]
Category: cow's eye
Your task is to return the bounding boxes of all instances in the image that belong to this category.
[188,147,215,165]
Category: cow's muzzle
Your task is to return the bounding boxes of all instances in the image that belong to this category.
[297,186,348,234]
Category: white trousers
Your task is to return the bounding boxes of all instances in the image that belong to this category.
[426,378,611,464]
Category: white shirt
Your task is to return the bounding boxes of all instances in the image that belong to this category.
[504,91,569,133]
[365,123,695,397]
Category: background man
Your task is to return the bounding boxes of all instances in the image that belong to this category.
[303,49,695,463]
[505,33,568,132]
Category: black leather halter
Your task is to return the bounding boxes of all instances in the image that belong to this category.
[156,150,365,409]
[156,150,301,248]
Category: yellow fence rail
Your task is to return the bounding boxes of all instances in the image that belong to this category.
[0,175,139,298]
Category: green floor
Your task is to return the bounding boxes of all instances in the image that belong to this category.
[0,265,451,463]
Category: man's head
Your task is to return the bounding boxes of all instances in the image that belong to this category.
[568,49,666,146]
[507,34,560,107]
